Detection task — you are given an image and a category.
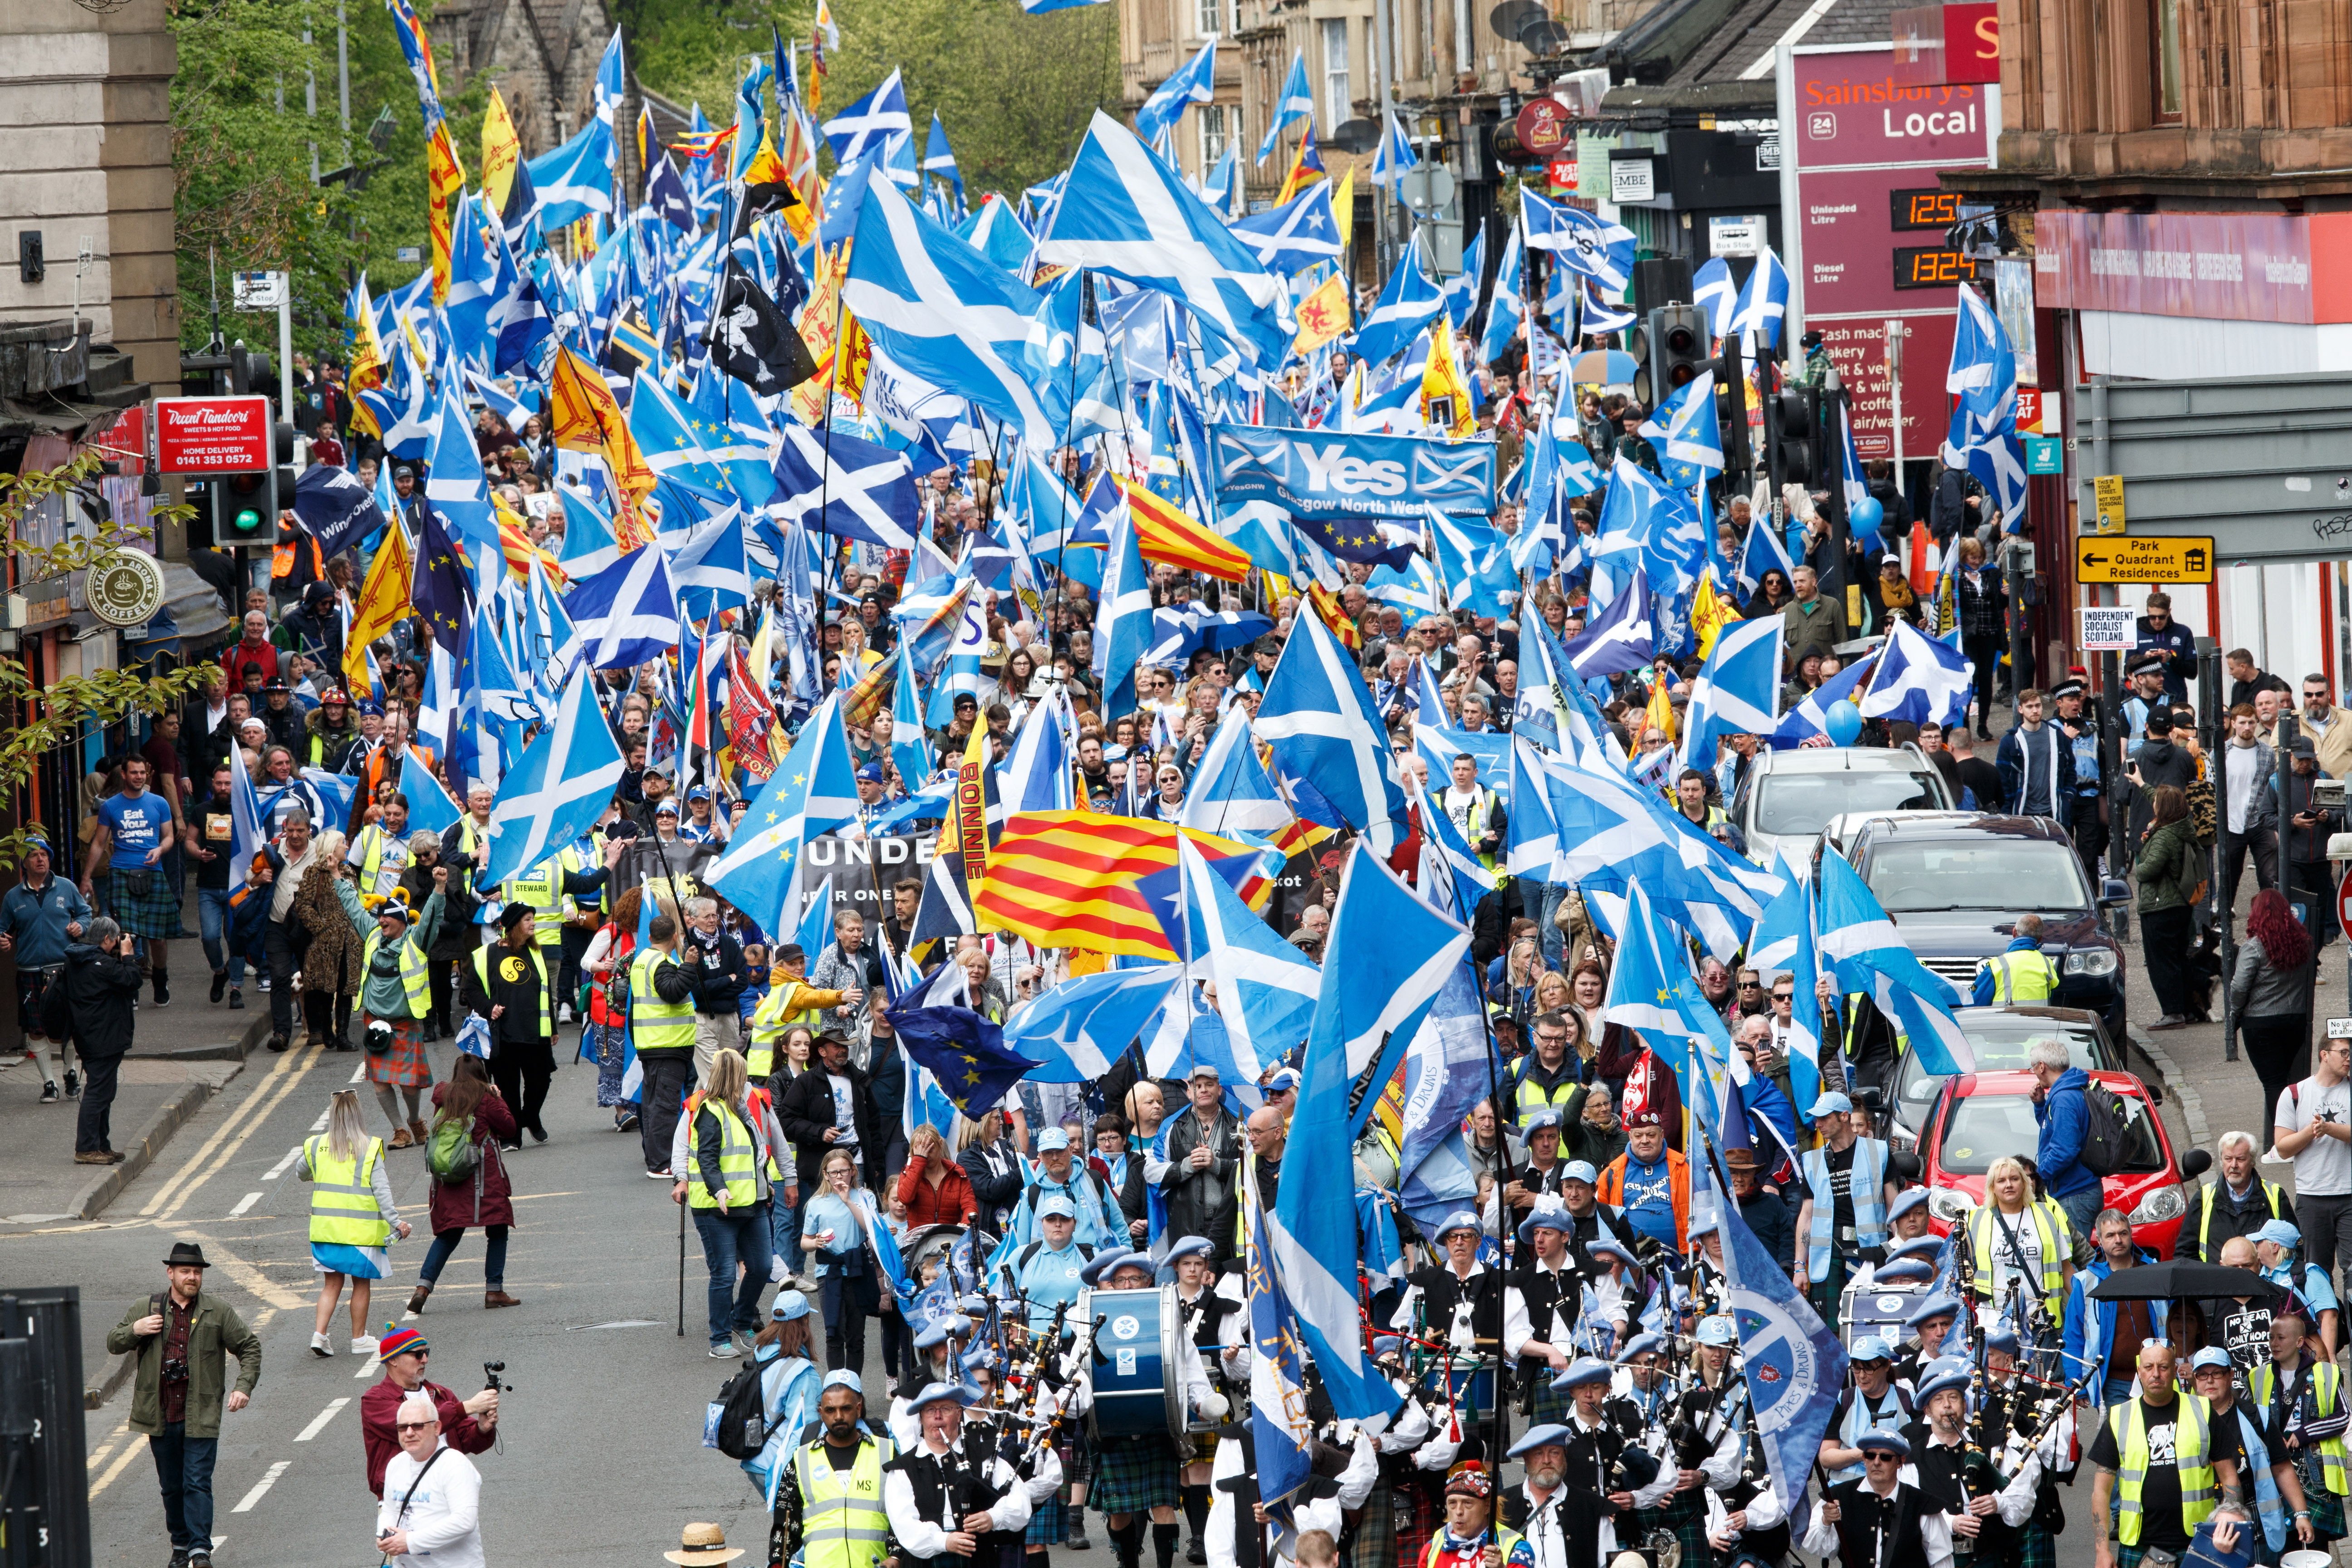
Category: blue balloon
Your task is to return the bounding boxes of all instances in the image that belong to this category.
[1849,496,1885,535]
[1825,703,1864,746]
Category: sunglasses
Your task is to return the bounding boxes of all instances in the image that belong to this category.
[1862,1450,1901,1462]
[396,1421,436,1433]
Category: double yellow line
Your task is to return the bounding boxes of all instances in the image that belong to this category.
[141,1043,323,1225]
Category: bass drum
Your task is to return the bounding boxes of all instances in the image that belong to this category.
[1083,1285,1184,1443]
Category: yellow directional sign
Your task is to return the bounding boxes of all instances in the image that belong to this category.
[2076,535,2215,584]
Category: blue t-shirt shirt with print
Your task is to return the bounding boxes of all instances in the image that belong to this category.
[98,791,171,871]
[1621,1155,1681,1248]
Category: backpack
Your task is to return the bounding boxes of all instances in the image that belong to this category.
[426,1115,480,1185]
[706,1358,769,1459]
[38,966,72,1043]
[2077,1082,2133,1177]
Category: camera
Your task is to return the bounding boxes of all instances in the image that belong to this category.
[484,1359,511,1393]
[162,1357,190,1384]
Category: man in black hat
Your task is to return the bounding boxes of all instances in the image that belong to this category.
[259,676,306,754]
[2282,736,2343,949]
[2051,677,2108,880]
[390,464,426,530]
[106,1242,262,1568]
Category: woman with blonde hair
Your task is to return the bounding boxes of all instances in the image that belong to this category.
[674,1047,783,1358]
[1961,1154,2075,1336]
[300,1087,410,1357]
[803,1145,893,1370]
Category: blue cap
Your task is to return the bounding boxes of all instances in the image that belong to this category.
[2190,1347,2236,1373]
[1856,1429,1911,1459]
[686,784,711,800]
[1588,1237,1638,1266]
[357,699,385,717]
[1373,1335,1403,1358]
[824,1369,864,1395]
[1264,1067,1302,1093]
[1985,1327,2021,1356]
[909,1382,973,1412]
[1905,1293,1961,1328]
[1688,1210,1718,1239]
[1889,1234,1945,1262]
[1435,1211,1482,1242]
[1162,1235,1213,1266]
[654,797,680,815]
[1522,1108,1563,1133]
[770,1289,812,1322]
[857,762,884,783]
[1849,1335,1893,1363]
[1517,1199,1574,1244]
[1889,1187,1933,1223]
[1080,1249,1134,1286]
[1562,1160,1600,1185]
[1616,1333,1665,1363]
[1037,1194,1077,1220]
[1036,1128,1072,1152]
[1696,1314,1737,1347]
[956,1294,990,1315]
[1552,1357,1613,1390]
[1809,1091,1855,1118]
[1509,1423,1574,1459]
[913,1315,967,1349]
[1914,1358,1972,1403]
[1870,1259,1934,1285]
[2256,1218,2303,1250]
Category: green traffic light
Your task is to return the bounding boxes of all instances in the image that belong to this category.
[232,507,264,536]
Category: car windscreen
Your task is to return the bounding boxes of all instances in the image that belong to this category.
[1938,1089,2164,1175]
[1894,1023,2109,1110]
[1752,770,1944,836]
[1864,838,2094,915]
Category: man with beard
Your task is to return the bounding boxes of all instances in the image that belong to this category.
[787,1373,896,1568]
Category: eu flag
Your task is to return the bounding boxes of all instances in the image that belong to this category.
[1288,514,1418,572]
[885,967,1043,1117]
[411,508,475,652]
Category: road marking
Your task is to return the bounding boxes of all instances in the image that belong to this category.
[231,1460,291,1512]
[355,1351,384,1379]
[88,1436,148,1498]
[228,1191,263,1218]
[177,1231,304,1311]
[308,1107,329,1132]
[263,1143,303,1180]
[295,1397,350,1441]
[142,1043,321,1220]
[348,1064,367,1084]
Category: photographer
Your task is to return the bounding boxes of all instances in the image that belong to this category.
[105,1241,262,1568]
[63,914,146,1165]
[361,1326,499,1499]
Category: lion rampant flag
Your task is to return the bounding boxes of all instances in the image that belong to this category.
[1293,274,1350,355]
[425,122,466,304]
[1420,317,1475,439]
[549,344,656,504]
[791,245,848,429]
[1691,569,1737,658]
[480,86,522,212]
[343,520,412,694]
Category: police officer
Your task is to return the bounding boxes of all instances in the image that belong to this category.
[882,1384,1034,1568]
[1970,914,2059,1006]
[2051,678,2108,880]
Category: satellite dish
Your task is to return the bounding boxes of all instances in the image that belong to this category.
[1489,0,1548,38]
[1519,17,1571,52]
[1328,118,1381,153]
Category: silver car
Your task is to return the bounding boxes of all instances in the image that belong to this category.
[1730,744,1955,870]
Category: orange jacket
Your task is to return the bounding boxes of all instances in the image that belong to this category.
[1595,1147,1691,1254]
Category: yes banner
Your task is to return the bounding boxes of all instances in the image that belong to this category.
[1210,424,1497,519]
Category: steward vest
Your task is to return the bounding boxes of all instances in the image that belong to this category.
[2248,1358,2352,1498]
[1979,949,2059,1004]
[748,978,831,1076]
[500,860,566,948]
[2228,1404,2293,1553]
[1509,1056,1581,1126]
[2109,1394,2219,1545]
[360,927,432,1020]
[472,943,554,1038]
[1966,1199,2070,1323]
[350,824,406,906]
[796,1436,893,1568]
[1419,1525,1526,1568]
[1800,1137,1891,1283]
[1467,790,1506,883]
[304,1134,388,1246]
[630,946,695,1057]
[2198,1180,2290,1259]
[688,1098,760,1210]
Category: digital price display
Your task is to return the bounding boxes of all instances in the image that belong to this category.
[1893,245,1982,289]
[1889,188,1965,231]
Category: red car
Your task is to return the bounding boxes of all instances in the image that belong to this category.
[1897,1068,2213,1259]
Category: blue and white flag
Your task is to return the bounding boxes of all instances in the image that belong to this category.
[1692,256,1737,340]
[1255,608,1409,857]
[1478,220,1524,366]
[1769,654,1875,749]
[1860,617,1973,727]
[478,661,627,888]
[1144,606,1272,668]
[1135,39,1218,145]
[774,422,922,551]
[1176,834,1318,1086]
[1526,196,1636,295]
[1731,245,1790,352]
[1245,1190,1318,1509]
[997,690,1075,814]
[593,27,625,126]
[1817,851,1976,1075]
[1602,877,1735,1085]
[527,118,617,230]
[424,377,500,555]
[1559,565,1654,678]
[1734,503,1796,600]
[706,694,862,932]
[664,503,754,618]
[1941,282,2029,526]
[922,112,962,201]
[1230,184,1343,276]
[1256,51,1314,162]
[823,68,912,162]
[1180,706,1294,838]
[1005,966,1185,1084]
[562,545,680,670]
[1638,369,1725,488]
[1368,108,1418,193]
[1715,1152,1849,1512]
[291,461,387,561]
[1393,960,1494,1191]
[1093,490,1154,718]
[1308,843,1470,1128]
[1746,860,1825,1112]
[1680,613,1783,762]
[1350,232,1444,368]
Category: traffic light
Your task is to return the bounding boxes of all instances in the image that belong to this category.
[211,421,295,547]
[1647,304,1710,397]
[1715,334,1752,480]
[1764,385,1822,494]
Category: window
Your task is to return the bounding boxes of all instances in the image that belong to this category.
[1321,19,1352,128]
[1199,103,1232,168]
[2153,0,2182,119]
[1197,0,1227,37]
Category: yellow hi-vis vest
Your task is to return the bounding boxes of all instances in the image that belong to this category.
[688,1098,760,1210]
[304,1134,389,1247]
[360,928,432,1020]
[501,860,566,948]
[351,823,407,906]
[472,943,554,1038]
[794,1435,893,1568]
[1419,1524,1525,1568]
[1466,789,1505,885]
[2248,1358,2352,1497]
[748,979,830,1076]
[1979,948,2060,1004]
[631,946,696,1056]
[1965,1199,2072,1323]
[2109,1393,2219,1544]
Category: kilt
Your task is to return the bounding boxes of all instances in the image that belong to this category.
[1027,1493,1066,1546]
[1528,1378,1572,1430]
[2014,1522,2056,1568]
[1360,1481,1441,1568]
[366,1016,433,1088]
[1068,1426,1098,1487]
[1092,1432,1181,1514]
[106,868,181,940]
[1631,1490,1710,1568]
[2307,1482,2346,1541]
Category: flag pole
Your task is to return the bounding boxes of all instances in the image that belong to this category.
[1471,917,1512,1470]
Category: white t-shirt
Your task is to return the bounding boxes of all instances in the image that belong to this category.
[2278,1076,2352,1197]
[828,1073,860,1149]
[1983,1204,2048,1306]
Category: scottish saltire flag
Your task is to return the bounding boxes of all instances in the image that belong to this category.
[1350,233,1444,368]
[1144,607,1272,668]
[922,112,962,201]
[1478,220,1524,366]
[1256,50,1314,162]
[1603,878,1736,1087]
[562,545,680,669]
[1746,860,1825,1111]
[1680,614,1783,764]
[774,422,922,550]
[1092,492,1155,720]
[1731,245,1790,352]
[1135,39,1218,145]
[1245,1188,1318,1509]
[1527,196,1636,296]
[1393,961,1493,1192]
[528,118,617,230]
[1639,369,1725,488]
[1255,608,1409,857]
[1175,834,1317,1083]
[1713,1146,1849,1508]
[1580,278,1636,334]
[1588,455,1667,609]
[1427,508,1515,620]
[1817,851,1976,1076]
[997,691,1075,813]
[1368,108,1417,192]
[1770,654,1875,749]
[1502,737,1559,883]
[792,877,837,965]
[478,661,625,887]
[1181,706,1293,838]
[1039,111,1293,370]
[1861,617,1973,726]
[1734,503,1796,599]
[424,378,500,554]
[707,694,861,932]
[400,750,465,841]
[592,27,624,125]
[1559,565,1654,678]
[824,68,912,162]
[1942,282,2029,525]
[221,739,271,889]
[1692,256,1737,340]
[665,503,754,617]
[1005,966,1185,1083]
[1230,184,1343,275]
[1310,843,1469,1129]
[1196,143,1239,217]
[1444,228,1485,332]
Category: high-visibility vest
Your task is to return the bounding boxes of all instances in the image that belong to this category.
[748,979,830,1076]
[1800,1137,1891,1284]
[2197,1180,2290,1260]
[2110,1393,2219,1544]
[1978,948,2060,1004]
[304,1134,389,1247]
[472,943,554,1038]
[351,823,407,906]
[1509,1057,1581,1126]
[1966,1199,2071,1322]
[1419,1524,1525,1568]
[2248,1358,2352,1497]
[630,946,695,1056]
[795,1436,893,1568]
[688,1098,760,1210]
[1466,789,1504,882]
[501,860,566,948]
[684,1088,784,1181]
[360,927,432,1020]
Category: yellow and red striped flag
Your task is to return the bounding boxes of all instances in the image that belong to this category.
[974,811,1274,960]
[1114,478,1250,582]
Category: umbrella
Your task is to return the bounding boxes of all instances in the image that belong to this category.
[2087,1259,2281,1301]
[1570,349,1637,386]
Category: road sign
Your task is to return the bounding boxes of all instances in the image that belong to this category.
[232,270,286,309]
[2340,878,2352,944]
[153,395,271,474]
[2078,606,2136,650]
[2025,436,2062,475]
[2092,474,2127,534]
[2075,534,2215,584]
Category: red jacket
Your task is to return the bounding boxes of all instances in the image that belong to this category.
[425,1083,517,1234]
[894,1157,977,1228]
[219,637,280,684]
[361,1376,495,1496]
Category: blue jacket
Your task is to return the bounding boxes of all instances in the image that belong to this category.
[0,875,94,970]
[2035,1066,2102,1200]
[2061,1250,2168,1387]
[1970,934,2047,1006]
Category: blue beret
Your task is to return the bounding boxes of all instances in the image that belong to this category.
[1552,1357,1613,1390]
[909,1381,973,1412]
[1516,1200,1574,1244]
[1905,1293,1961,1328]
[1856,1428,1911,1459]
[1870,1259,1934,1284]
[1615,1333,1665,1363]
[1889,1235,1946,1262]
[1913,1358,1971,1404]
[1509,1423,1574,1458]
[1889,1187,1933,1223]
[1435,1211,1482,1242]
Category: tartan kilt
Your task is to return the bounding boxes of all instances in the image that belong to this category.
[106,869,181,939]
[2014,1522,2057,1568]
[1352,1480,1440,1568]
[1027,1494,1066,1546]
[1067,1425,1098,1487]
[2307,1481,2346,1542]
[1528,1378,1572,1429]
[365,1015,432,1088]
[1091,1432,1182,1514]
[1631,1490,1710,1568]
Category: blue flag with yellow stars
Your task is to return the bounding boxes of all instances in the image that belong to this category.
[410,507,475,652]
[884,961,1041,1116]
[1287,513,1418,572]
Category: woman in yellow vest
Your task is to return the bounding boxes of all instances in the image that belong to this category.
[747,945,850,1085]
[1964,1155,2075,1338]
[300,1088,411,1359]
[674,1048,782,1358]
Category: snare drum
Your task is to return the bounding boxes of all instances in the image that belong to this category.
[1839,1278,1929,1353]
[1084,1285,1184,1442]
[1416,1355,1495,1412]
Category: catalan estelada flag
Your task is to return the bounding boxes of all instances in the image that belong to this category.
[1114,478,1250,582]
[975,811,1274,960]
